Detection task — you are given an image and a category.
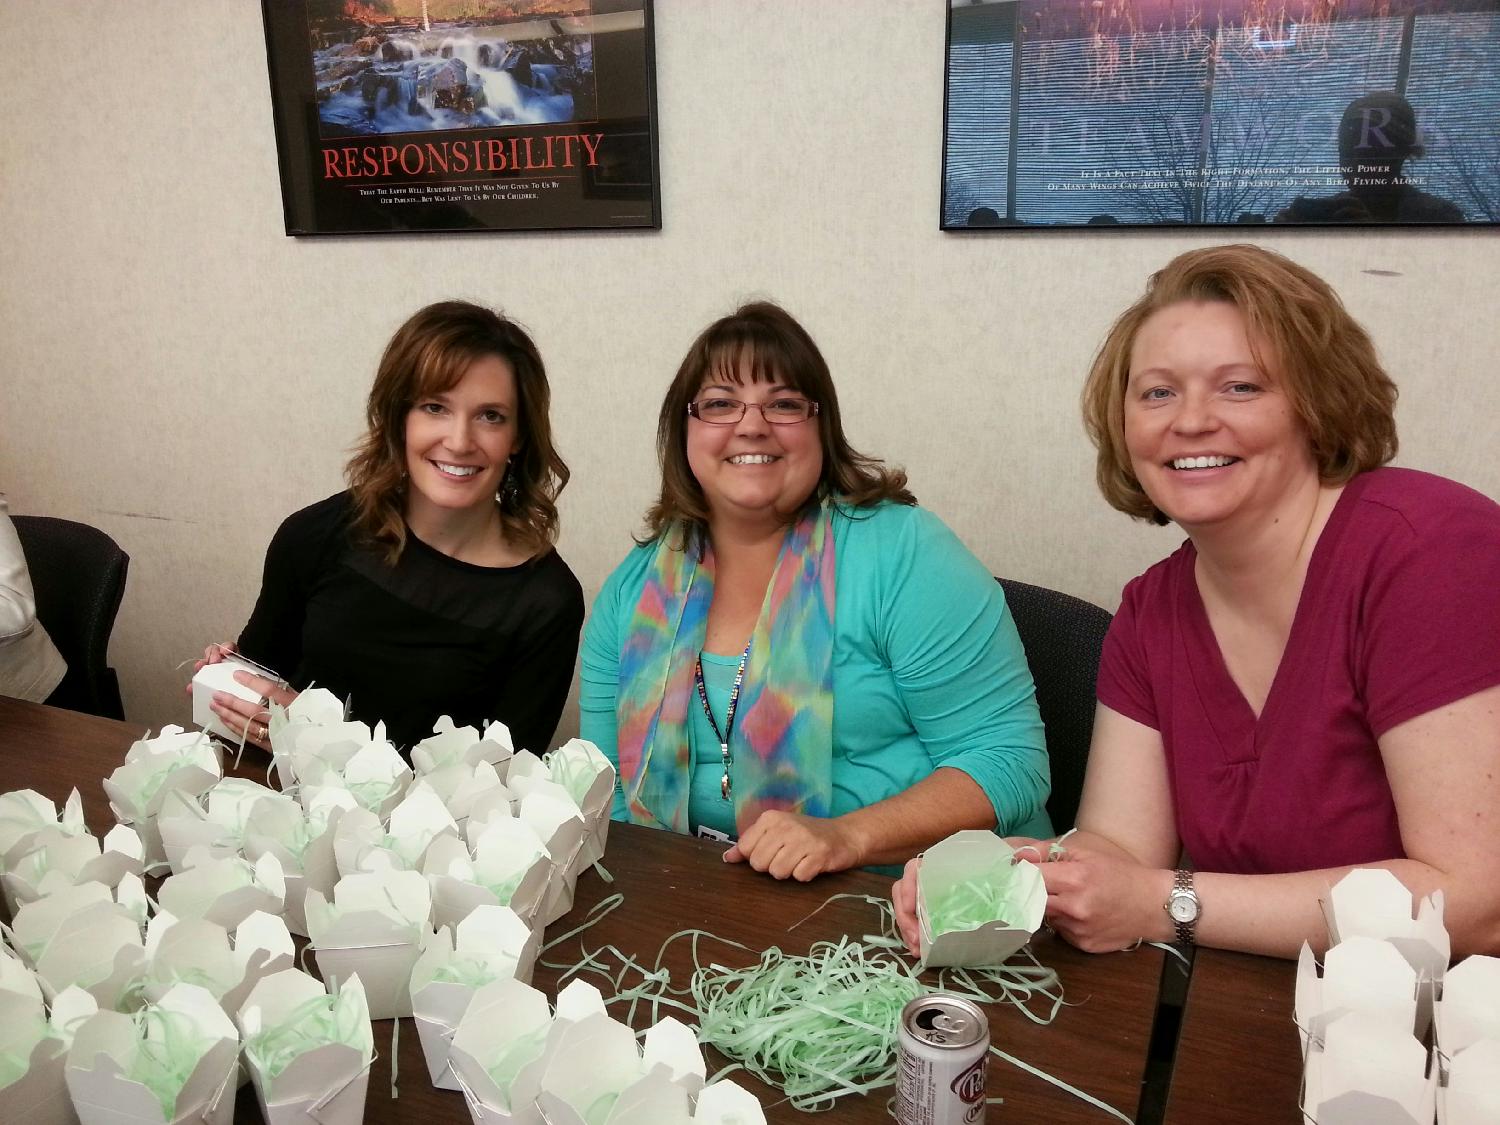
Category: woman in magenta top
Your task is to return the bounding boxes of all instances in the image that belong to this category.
[895,244,1500,958]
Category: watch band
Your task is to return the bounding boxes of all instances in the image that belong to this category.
[1171,868,1198,945]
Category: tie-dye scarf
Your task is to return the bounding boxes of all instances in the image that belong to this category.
[616,504,837,834]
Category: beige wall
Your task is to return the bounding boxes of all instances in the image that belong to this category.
[2,0,1497,736]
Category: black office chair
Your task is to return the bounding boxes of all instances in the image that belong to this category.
[12,516,129,720]
[997,577,1112,834]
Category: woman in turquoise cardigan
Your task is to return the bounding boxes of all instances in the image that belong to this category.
[579,301,1050,880]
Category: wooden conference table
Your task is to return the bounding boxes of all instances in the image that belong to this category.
[0,696,1304,1123]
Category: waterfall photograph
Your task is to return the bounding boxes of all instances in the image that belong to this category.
[307,0,599,136]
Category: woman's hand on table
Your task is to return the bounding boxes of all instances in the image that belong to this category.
[209,669,298,750]
[724,810,863,881]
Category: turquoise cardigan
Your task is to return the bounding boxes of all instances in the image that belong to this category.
[580,502,1052,842]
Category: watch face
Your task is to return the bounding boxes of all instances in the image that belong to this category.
[1168,893,1198,923]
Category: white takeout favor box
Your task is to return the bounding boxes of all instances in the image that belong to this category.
[536,1013,705,1125]
[417,761,510,831]
[426,816,552,931]
[693,1079,767,1124]
[1321,869,1449,1033]
[103,728,222,866]
[65,983,239,1125]
[242,793,345,937]
[410,906,542,1090]
[32,900,146,1010]
[916,831,1046,967]
[1434,954,1500,1066]
[237,969,372,1125]
[306,869,432,1019]
[1295,937,1420,1050]
[412,716,514,776]
[190,657,268,742]
[1301,1010,1437,1125]
[448,977,558,1125]
[545,739,616,866]
[0,963,80,1125]
[516,790,588,926]
[157,849,286,930]
[142,909,294,1014]
[0,788,89,880]
[3,822,144,913]
[1440,1037,1500,1125]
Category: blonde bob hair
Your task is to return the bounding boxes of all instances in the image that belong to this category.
[345,301,569,562]
[1081,244,1398,525]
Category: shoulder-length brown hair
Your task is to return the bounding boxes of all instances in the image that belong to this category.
[1081,244,1398,525]
[345,301,569,562]
[644,300,914,552]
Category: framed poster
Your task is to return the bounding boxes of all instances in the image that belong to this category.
[262,0,659,235]
[942,0,1500,229]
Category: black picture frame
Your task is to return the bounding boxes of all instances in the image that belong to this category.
[941,0,1499,230]
[261,0,660,235]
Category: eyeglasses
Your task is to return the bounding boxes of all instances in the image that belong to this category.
[687,397,820,425]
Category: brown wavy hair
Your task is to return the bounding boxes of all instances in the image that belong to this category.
[1081,244,1398,525]
[644,300,914,553]
[345,301,569,562]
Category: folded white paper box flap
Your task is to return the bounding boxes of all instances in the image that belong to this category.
[50,984,100,1040]
[420,761,509,825]
[0,1032,72,1125]
[916,831,1047,968]
[507,749,547,785]
[606,1069,694,1125]
[143,914,235,992]
[0,984,44,1049]
[1304,1010,1437,1125]
[158,851,286,930]
[641,1017,706,1091]
[0,945,42,1002]
[448,976,552,1115]
[1435,955,1500,1059]
[517,792,585,859]
[1442,1038,1500,1125]
[553,980,604,1021]
[412,717,482,774]
[1323,869,1450,971]
[537,1013,644,1125]
[205,778,282,838]
[34,903,146,1008]
[0,789,70,860]
[331,807,389,877]
[235,910,297,967]
[547,739,616,815]
[12,881,117,962]
[287,688,347,726]
[1296,936,1419,1048]
[693,1078,766,1124]
[386,784,460,865]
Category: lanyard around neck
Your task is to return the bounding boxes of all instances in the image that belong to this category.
[694,639,752,800]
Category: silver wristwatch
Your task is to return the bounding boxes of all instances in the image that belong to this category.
[1165,868,1200,945]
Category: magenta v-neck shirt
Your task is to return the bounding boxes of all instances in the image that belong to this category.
[1097,467,1500,874]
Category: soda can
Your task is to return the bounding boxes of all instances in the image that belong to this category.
[894,993,990,1124]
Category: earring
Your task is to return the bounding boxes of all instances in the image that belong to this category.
[498,457,520,507]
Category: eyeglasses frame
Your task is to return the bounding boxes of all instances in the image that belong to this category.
[686,397,821,425]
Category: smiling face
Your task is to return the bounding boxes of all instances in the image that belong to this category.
[403,352,519,526]
[686,365,824,535]
[1124,300,1318,532]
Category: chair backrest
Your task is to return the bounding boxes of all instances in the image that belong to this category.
[11,516,129,720]
[997,577,1112,834]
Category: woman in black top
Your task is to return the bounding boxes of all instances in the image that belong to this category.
[194,301,583,754]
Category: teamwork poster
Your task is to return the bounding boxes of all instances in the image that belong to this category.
[942,0,1500,229]
[263,0,659,234]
